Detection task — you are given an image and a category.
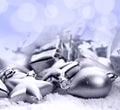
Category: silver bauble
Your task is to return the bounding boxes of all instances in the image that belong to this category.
[67,66,112,98]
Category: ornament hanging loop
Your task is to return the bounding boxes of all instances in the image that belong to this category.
[107,73,118,82]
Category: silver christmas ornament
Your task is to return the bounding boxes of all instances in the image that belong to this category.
[58,61,79,89]
[30,49,56,74]
[67,66,112,98]
[38,60,80,89]
[30,38,69,74]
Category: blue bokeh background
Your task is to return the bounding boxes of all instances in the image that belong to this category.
[0,0,120,59]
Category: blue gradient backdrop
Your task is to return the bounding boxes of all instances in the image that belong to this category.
[0,0,120,58]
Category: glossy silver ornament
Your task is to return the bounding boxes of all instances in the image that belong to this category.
[30,48,56,74]
[67,66,112,98]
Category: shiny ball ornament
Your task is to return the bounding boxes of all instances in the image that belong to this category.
[67,66,112,98]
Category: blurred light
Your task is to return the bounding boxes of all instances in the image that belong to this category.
[100,13,118,29]
[94,13,118,29]
[45,1,76,25]
[17,3,37,22]
[21,32,40,48]
[63,0,80,9]
[31,3,45,32]
[80,0,91,3]
[10,12,32,32]
[44,4,58,19]
[94,0,115,15]
[8,0,27,7]
[0,0,9,14]
[82,6,95,19]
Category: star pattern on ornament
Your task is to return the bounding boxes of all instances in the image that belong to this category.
[5,76,53,103]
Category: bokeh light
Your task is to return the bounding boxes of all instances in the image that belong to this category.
[63,0,81,9]
[94,0,115,15]
[100,13,118,29]
[17,2,37,22]
[94,13,118,30]
[10,11,32,32]
[80,0,91,3]
[0,0,120,57]
[44,4,58,19]
[0,0,9,14]
[82,6,95,19]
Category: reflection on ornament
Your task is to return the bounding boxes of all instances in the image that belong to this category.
[67,66,112,98]
[17,3,37,22]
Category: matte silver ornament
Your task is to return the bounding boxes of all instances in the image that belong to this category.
[67,66,112,98]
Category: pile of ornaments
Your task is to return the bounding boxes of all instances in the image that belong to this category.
[0,37,119,103]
